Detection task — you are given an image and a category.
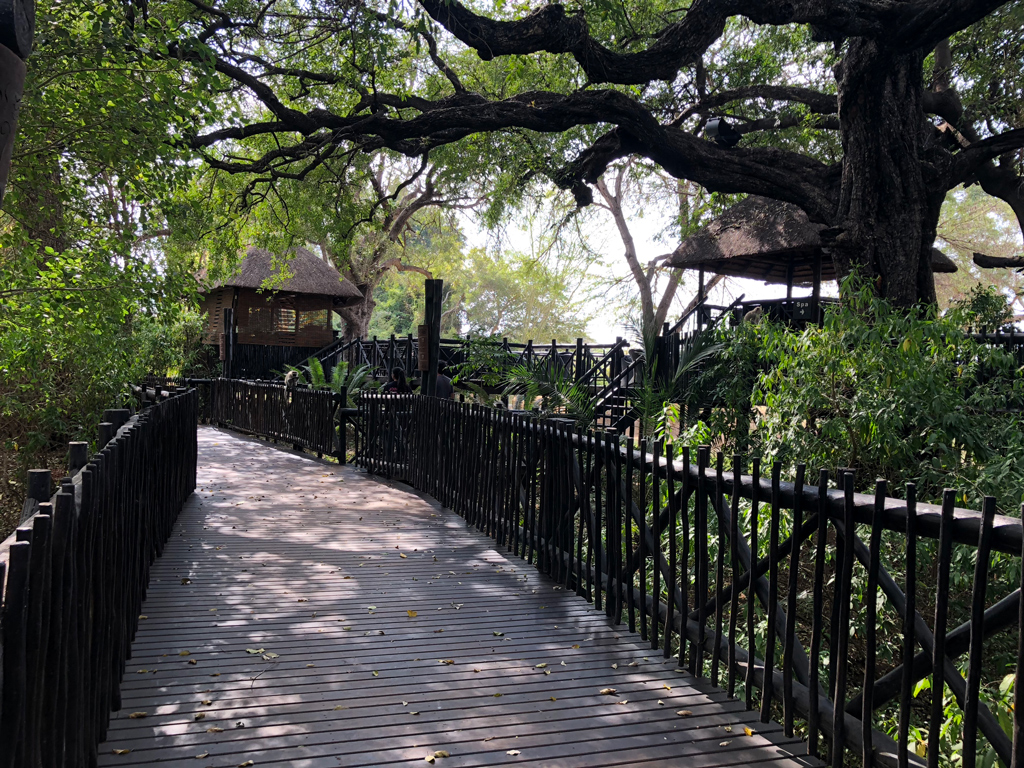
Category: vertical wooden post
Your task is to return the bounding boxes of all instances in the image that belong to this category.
[786,256,795,301]
[424,279,443,397]
[223,307,235,379]
[812,253,823,326]
[697,266,706,332]
[0,7,34,207]
[574,338,584,381]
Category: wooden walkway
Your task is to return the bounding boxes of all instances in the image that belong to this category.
[97,427,819,768]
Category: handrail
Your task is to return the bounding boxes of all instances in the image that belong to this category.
[577,338,630,388]
[354,395,1023,768]
[592,355,644,414]
[0,390,198,767]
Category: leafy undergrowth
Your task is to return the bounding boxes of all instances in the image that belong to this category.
[0,446,65,542]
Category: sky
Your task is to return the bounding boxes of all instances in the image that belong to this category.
[461,190,832,345]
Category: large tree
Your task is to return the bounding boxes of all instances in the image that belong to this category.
[167,0,1024,307]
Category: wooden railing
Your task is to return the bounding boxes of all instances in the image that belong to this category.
[314,335,624,389]
[202,379,350,461]
[356,394,1024,768]
[0,389,198,768]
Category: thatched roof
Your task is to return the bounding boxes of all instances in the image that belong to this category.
[667,196,958,283]
[208,247,363,306]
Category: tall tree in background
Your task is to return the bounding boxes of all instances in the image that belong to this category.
[592,161,727,330]
[168,0,1024,308]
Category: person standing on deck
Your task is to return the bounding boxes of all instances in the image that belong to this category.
[433,365,454,400]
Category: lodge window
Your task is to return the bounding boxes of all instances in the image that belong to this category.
[246,306,272,334]
[299,309,328,330]
[274,308,296,333]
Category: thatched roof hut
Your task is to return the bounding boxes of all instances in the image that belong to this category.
[209,246,363,305]
[667,196,958,284]
[199,247,364,367]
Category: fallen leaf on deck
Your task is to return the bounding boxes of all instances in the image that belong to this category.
[535,663,547,669]
[112,749,131,755]
[407,610,418,618]
[662,684,671,690]
[400,553,408,558]
[195,752,209,759]
[181,578,191,585]
[129,712,147,719]
[194,713,206,721]
[723,726,732,732]
[611,663,618,669]
[617,700,629,705]
[202,700,212,705]
[744,726,756,737]
[136,669,150,674]
[333,705,348,711]
[506,750,521,756]
[599,688,616,695]
[206,727,223,733]
[425,757,435,764]
[188,659,198,665]
[438,659,454,665]
[719,741,731,747]
[297,598,308,602]
[262,652,279,660]
[493,631,503,636]
[409,711,420,715]
[179,651,191,656]
[306,663,315,667]
[245,648,265,654]
[571,644,580,649]
[138,615,147,620]
[372,671,379,676]
[628,661,639,667]
[676,710,693,716]
[238,761,255,767]
[434,751,450,758]
[493,693,502,697]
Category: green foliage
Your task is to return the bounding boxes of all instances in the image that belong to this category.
[624,317,724,442]
[949,284,1015,333]
[503,363,595,423]
[451,335,516,388]
[699,284,1024,512]
[284,359,377,408]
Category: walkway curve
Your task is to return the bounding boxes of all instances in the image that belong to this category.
[97,426,818,768]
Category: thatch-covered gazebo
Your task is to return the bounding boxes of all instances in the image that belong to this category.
[667,196,958,291]
[199,247,362,378]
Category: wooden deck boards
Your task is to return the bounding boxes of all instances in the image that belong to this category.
[97,426,820,768]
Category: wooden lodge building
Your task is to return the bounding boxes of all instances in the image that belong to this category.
[199,246,362,378]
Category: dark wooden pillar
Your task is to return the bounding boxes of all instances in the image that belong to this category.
[812,253,823,326]
[424,279,443,397]
[0,1,33,206]
[697,266,706,332]
[785,256,795,301]
[223,307,235,379]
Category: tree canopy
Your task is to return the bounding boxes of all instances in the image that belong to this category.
[153,0,1024,307]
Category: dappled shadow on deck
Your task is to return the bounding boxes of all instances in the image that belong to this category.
[96,427,818,768]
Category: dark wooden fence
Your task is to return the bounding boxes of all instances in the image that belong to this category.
[206,379,344,460]
[315,335,627,390]
[0,389,198,768]
[356,394,1024,768]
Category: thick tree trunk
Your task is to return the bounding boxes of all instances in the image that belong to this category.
[833,40,941,307]
[338,292,376,341]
